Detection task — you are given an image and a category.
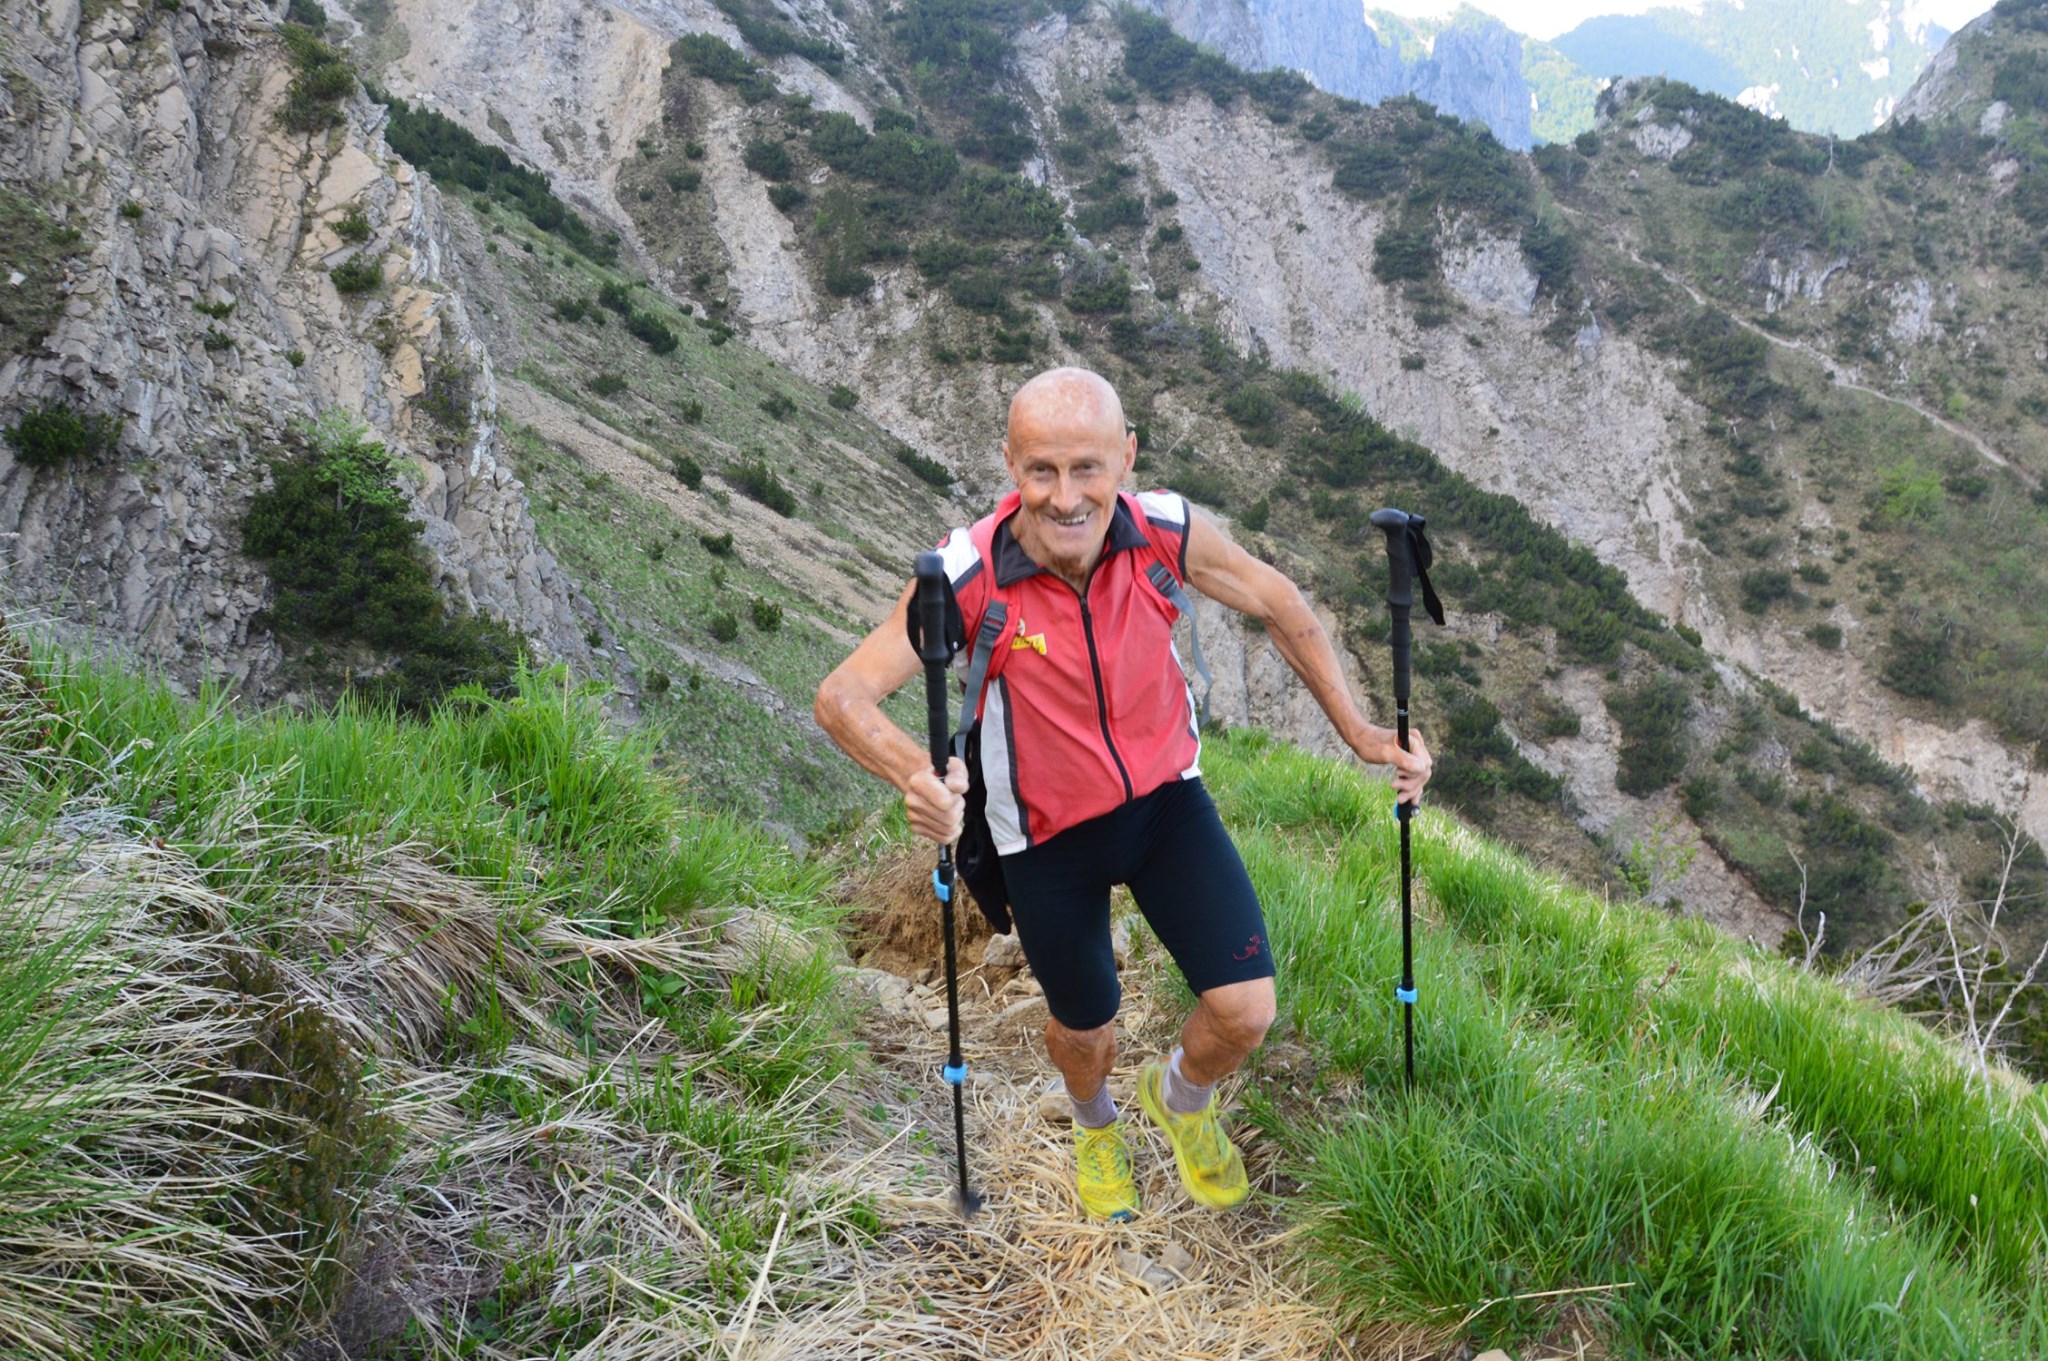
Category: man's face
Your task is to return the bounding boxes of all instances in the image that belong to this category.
[1003,403,1137,581]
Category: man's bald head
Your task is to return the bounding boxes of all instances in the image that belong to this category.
[1006,367,1127,449]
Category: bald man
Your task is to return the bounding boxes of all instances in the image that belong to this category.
[817,367,1431,1220]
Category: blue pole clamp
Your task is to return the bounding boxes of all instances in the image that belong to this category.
[943,1062,968,1086]
[1395,797,1414,822]
[933,869,951,902]
[1396,985,1417,1005]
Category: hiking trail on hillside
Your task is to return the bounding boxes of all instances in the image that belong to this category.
[727,843,1601,1361]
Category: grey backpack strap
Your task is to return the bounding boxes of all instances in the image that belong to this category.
[1146,562,1213,726]
[951,601,1009,759]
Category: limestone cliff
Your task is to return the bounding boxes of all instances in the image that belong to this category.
[1142,0,1536,148]
[0,0,595,695]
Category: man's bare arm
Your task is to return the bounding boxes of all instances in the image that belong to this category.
[1182,509,1433,802]
[814,582,968,842]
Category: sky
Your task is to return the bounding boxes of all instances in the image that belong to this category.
[1364,0,1997,42]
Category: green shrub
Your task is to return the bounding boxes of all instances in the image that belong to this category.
[1881,618,1955,701]
[1238,498,1270,533]
[708,610,741,643]
[1066,261,1131,313]
[418,362,474,429]
[334,204,372,242]
[727,455,797,514]
[827,384,858,410]
[625,310,679,355]
[243,411,522,709]
[699,530,734,557]
[285,348,307,368]
[590,373,629,398]
[892,444,954,488]
[5,402,123,468]
[671,453,702,489]
[1877,462,1943,521]
[285,0,327,30]
[1738,569,1793,613]
[860,130,959,194]
[947,270,1008,312]
[666,169,702,192]
[674,33,774,100]
[328,254,383,294]
[758,393,796,421]
[822,255,875,297]
[1372,224,1438,283]
[1074,194,1146,237]
[679,398,705,423]
[744,138,796,181]
[767,183,807,211]
[1805,622,1843,650]
[950,169,1064,241]
[278,23,355,133]
[1607,675,1692,795]
[750,597,784,632]
[1221,385,1277,430]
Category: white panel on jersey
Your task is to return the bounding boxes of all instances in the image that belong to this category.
[936,526,979,586]
[981,680,1028,856]
[1135,489,1189,528]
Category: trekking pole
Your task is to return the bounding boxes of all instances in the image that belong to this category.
[912,551,983,1218]
[1370,509,1444,1087]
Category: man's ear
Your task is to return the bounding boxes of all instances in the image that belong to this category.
[1001,438,1018,485]
[1122,430,1138,478]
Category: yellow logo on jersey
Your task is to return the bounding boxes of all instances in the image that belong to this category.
[1011,632,1047,655]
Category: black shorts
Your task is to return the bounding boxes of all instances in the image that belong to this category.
[1004,777,1273,1031]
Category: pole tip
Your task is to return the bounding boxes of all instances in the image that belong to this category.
[957,1187,985,1219]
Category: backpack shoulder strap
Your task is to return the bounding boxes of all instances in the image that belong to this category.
[951,513,1012,759]
[1131,491,1214,725]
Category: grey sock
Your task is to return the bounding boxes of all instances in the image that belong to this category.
[1069,1083,1119,1129]
[1164,1048,1216,1115]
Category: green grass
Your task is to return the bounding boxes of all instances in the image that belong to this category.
[1198,732,2048,1358]
[0,640,865,1357]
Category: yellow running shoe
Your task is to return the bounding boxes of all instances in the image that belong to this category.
[1073,1121,1140,1221]
[1137,1059,1250,1210]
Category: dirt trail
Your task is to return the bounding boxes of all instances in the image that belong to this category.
[1556,204,2039,490]
[732,847,1599,1361]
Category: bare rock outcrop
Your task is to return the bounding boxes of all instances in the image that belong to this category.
[0,0,594,693]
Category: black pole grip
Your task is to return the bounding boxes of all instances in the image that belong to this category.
[1371,508,1421,613]
[914,552,951,777]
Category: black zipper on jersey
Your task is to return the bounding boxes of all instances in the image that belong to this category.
[1077,590,1134,801]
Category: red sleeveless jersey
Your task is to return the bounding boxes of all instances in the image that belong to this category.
[935,489,1202,854]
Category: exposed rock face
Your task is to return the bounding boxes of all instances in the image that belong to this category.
[1131,94,1703,630]
[0,0,594,694]
[1138,0,1535,148]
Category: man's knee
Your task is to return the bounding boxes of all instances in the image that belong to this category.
[1201,978,1277,1051]
[1048,1016,1117,1059]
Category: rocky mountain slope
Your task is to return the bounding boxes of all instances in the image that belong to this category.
[345,0,2048,951]
[5,0,2046,984]
[0,0,597,696]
